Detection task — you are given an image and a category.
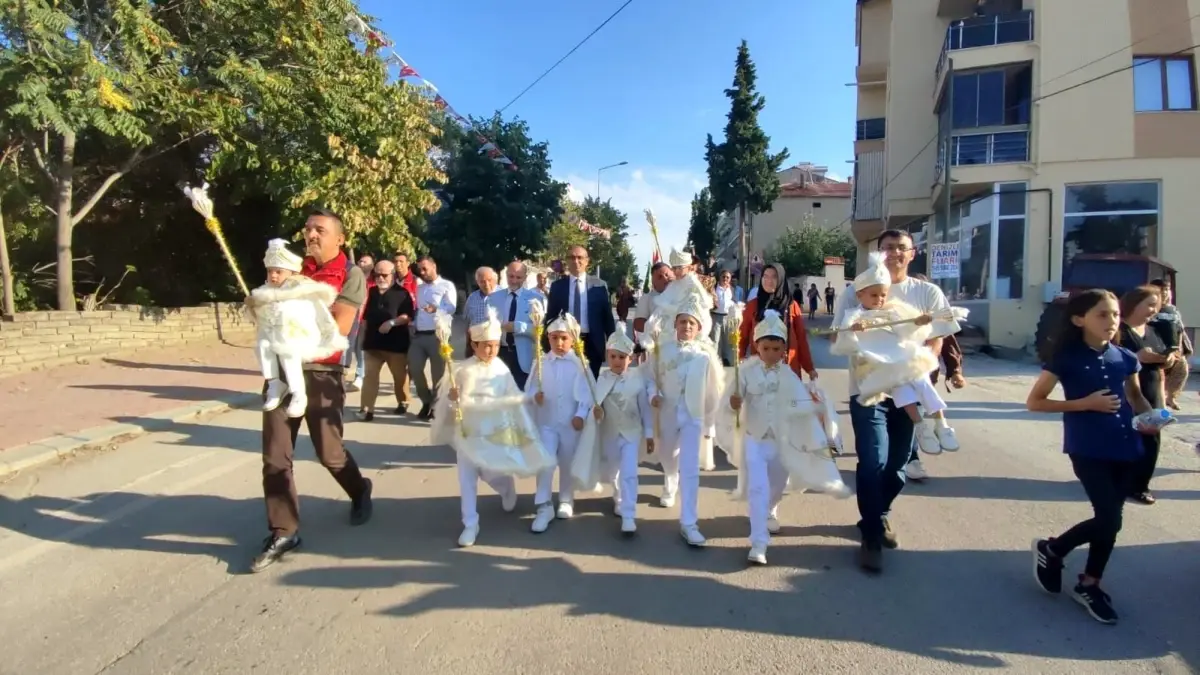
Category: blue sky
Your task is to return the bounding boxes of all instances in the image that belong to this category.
[360,0,856,270]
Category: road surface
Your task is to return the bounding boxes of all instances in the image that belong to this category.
[1,340,1198,674]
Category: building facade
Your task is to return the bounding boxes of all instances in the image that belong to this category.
[853,0,1200,349]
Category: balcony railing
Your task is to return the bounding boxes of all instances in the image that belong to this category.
[935,10,1034,80]
[855,117,886,141]
[935,130,1029,183]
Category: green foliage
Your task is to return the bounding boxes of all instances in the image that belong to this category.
[424,114,565,283]
[577,197,637,290]
[543,198,590,261]
[704,41,789,216]
[767,218,858,278]
[687,187,719,262]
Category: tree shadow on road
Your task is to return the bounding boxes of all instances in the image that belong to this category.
[100,357,256,377]
[903,474,1200,502]
[83,384,252,403]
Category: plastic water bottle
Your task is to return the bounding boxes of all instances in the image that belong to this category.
[1132,408,1175,432]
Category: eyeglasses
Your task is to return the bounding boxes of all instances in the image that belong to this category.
[881,245,913,253]
[374,272,393,278]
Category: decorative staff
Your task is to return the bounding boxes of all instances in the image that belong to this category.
[724,303,745,429]
[643,314,664,442]
[644,208,664,263]
[565,312,599,402]
[433,311,464,436]
[808,306,969,336]
[529,296,546,389]
[182,183,250,297]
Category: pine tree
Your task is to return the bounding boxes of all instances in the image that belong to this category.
[686,187,719,264]
[704,40,789,287]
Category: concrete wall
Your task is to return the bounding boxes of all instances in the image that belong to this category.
[0,304,254,377]
[752,196,853,258]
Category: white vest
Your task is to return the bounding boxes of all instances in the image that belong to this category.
[531,353,589,427]
[596,368,648,443]
[739,360,788,441]
[654,340,716,422]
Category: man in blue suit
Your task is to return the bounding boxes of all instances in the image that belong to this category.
[489,261,540,389]
[544,245,615,378]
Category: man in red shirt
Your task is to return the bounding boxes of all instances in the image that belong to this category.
[393,251,418,298]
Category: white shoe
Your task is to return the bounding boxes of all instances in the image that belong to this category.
[906,459,929,482]
[680,525,707,547]
[611,493,621,518]
[530,504,554,533]
[263,379,288,411]
[621,517,637,535]
[747,544,768,565]
[915,420,943,455]
[351,377,364,391]
[458,525,479,548]
[659,492,677,508]
[556,502,574,519]
[935,424,960,452]
[284,394,307,418]
[501,489,518,513]
[767,515,782,535]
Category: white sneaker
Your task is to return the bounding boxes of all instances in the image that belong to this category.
[263,379,288,411]
[351,376,364,391]
[767,515,782,534]
[659,492,677,508]
[935,424,960,452]
[680,525,707,547]
[556,502,574,520]
[621,517,637,535]
[501,489,518,513]
[611,493,621,518]
[530,504,554,533]
[458,525,479,548]
[747,544,768,565]
[284,394,307,418]
[906,459,929,482]
[915,420,943,455]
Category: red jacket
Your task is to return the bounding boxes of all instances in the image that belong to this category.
[399,271,417,299]
[737,298,816,377]
[301,252,354,366]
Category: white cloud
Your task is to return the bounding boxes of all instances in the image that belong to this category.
[560,166,705,273]
[825,172,846,182]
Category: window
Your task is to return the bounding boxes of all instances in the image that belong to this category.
[1133,57,1197,112]
[933,182,1027,301]
[1062,181,1160,273]
[855,117,886,140]
[948,66,1031,129]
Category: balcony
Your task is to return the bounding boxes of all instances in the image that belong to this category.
[855,118,885,141]
[935,10,1034,93]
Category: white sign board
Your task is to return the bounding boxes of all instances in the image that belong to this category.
[930,243,960,280]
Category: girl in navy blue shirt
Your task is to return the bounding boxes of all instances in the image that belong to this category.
[1026,289,1154,625]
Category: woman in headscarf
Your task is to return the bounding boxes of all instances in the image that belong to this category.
[737,263,818,380]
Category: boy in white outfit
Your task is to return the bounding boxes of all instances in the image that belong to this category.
[595,330,656,535]
[248,239,347,418]
[527,312,596,533]
[645,294,724,547]
[435,307,552,548]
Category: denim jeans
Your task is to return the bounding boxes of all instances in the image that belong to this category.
[347,321,366,381]
[850,395,915,543]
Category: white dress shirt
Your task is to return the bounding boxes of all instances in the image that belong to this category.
[570,275,590,333]
[714,286,734,314]
[415,276,457,331]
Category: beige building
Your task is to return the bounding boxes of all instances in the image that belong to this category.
[713,163,852,269]
[852,0,1200,349]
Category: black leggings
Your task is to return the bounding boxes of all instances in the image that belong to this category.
[1049,455,1134,580]
[1130,432,1160,495]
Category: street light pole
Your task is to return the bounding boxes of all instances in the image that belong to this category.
[596,161,628,202]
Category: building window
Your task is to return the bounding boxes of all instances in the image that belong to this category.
[855,117,886,140]
[948,66,1031,129]
[1133,56,1197,112]
[933,182,1027,301]
[1062,181,1160,273]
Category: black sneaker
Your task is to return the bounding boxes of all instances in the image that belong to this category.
[417,404,432,420]
[882,518,899,550]
[1128,491,1156,505]
[858,541,883,574]
[250,534,301,573]
[1072,582,1118,624]
[394,405,407,415]
[350,478,374,526]
[1032,538,1064,594]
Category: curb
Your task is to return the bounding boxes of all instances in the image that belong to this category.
[0,391,261,479]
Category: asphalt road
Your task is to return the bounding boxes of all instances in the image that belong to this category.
[1,339,1198,674]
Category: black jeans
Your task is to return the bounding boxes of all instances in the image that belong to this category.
[1049,455,1135,580]
[1130,432,1160,495]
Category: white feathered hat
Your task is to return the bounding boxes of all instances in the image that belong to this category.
[468,305,503,342]
[854,251,891,291]
[668,247,691,267]
[753,309,788,342]
[676,293,708,322]
[263,239,303,272]
[605,330,635,354]
[547,311,580,337]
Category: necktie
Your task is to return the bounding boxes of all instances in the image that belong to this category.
[572,279,582,324]
[506,292,517,345]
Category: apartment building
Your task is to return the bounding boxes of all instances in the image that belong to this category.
[852,0,1200,349]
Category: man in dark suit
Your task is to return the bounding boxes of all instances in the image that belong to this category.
[544,245,616,378]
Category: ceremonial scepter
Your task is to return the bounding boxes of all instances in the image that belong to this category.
[182,184,250,297]
[566,313,599,403]
[724,304,745,429]
[644,209,664,263]
[644,315,664,442]
[807,306,969,336]
[433,311,465,437]
[529,297,546,390]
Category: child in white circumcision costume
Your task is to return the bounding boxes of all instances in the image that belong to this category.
[644,293,724,547]
[831,251,963,454]
[526,312,596,534]
[433,307,552,548]
[248,239,347,418]
[594,330,655,535]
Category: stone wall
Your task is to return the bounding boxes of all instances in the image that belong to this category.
[0,303,254,377]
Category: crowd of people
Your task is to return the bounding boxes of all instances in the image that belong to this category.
[241,208,1184,627]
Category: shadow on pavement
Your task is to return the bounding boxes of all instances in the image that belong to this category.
[100,358,257,377]
[80,384,251,403]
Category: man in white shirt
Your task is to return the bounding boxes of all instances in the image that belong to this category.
[631,262,675,359]
[408,255,457,420]
[831,229,957,574]
[544,245,616,378]
[710,269,737,366]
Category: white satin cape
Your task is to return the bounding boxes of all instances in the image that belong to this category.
[828,300,941,407]
[715,359,851,501]
[250,278,348,361]
[430,357,555,478]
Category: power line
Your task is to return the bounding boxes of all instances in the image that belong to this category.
[840,41,1200,234]
[497,0,636,114]
[1039,11,1200,89]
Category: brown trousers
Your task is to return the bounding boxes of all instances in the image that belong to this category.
[361,350,410,410]
[262,369,368,536]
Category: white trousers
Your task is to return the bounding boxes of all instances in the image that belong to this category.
[745,436,790,547]
[535,424,579,506]
[602,436,640,518]
[256,339,306,399]
[658,404,703,527]
[892,376,947,415]
[457,453,517,529]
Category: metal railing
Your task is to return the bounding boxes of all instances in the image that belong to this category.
[935,10,1034,80]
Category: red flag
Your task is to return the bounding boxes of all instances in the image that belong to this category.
[652,250,661,264]
[398,65,420,79]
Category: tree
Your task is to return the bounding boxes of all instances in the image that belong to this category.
[704,40,789,288]
[767,218,858,278]
[687,187,719,263]
[424,114,565,284]
[543,198,589,262]
[577,197,637,290]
